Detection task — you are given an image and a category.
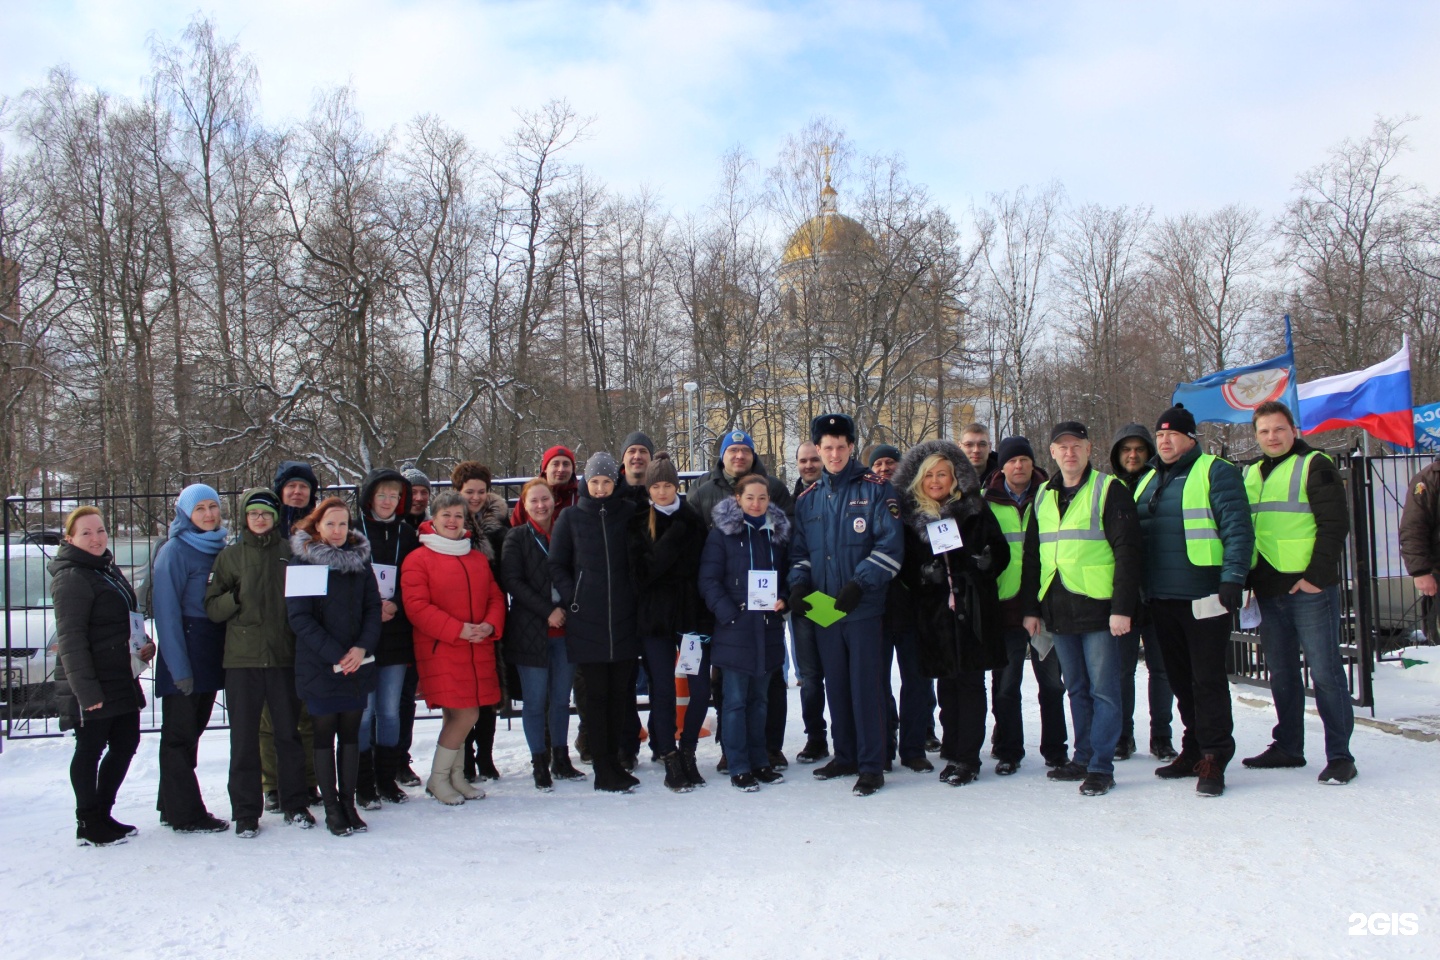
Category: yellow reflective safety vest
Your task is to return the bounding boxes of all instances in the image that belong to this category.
[1134,455,1224,567]
[1244,450,1323,573]
[1036,471,1116,601]
[991,499,1029,601]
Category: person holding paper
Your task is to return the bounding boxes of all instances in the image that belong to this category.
[355,469,421,806]
[631,453,714,792]
[787,413,904,798]
[286,497,383,836]
[152,483,230,835]
[1242,401,1355,785]
[205,488,311,837]
[894,440,1009,787]
[699,474,791,791]
[51,506,153,846]
[1131,404,1254,797]
[1021,423,1142,798]
[548,452,642,794]
[403,491,507,805]
[502,478,584,790]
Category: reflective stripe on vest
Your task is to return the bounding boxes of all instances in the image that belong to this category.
[1134,455,1224,567]
[992,500,1029,601]
[1244,450,1321,573]
[1036,472,1115,601]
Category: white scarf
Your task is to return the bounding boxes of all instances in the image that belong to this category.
[652,499,682,516]
[420,532,472,556]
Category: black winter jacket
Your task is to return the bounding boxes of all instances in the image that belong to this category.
[286,531,381,704]
[49,544,146,722]
[1246,439,1349,597]
[357,468,420,665]
[688,456,793,530]
[548,490,639,664]
[698,500,790,676]
[632,498,713,641]
[273,460,319,538]
[500,520,561,669]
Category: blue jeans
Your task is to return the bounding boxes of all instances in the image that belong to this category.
[722,668,773,776]
[1050,629,1123,776]
[1256,586,1354,762]
[359,664,408,752]
[1118,623,1174,742]
[790,613,827,742]
[991,627,1069,764]
[516,635,576,757]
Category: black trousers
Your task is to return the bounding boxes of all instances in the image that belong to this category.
[71,710,141,818]
[396,664,419,761]
[157,691,217,826]
[226,667,306,819]
[1149,599,1236,765]
[936,669,989,767]
[577,659,637,777]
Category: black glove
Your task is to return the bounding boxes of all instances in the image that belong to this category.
[919,560,947,585]
[1218,582,1244,613]
[176,677,195,696]
[788,583,813,615]
[973,546,994,575]
[834,580,864,614]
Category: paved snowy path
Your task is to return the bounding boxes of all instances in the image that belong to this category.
[3,679,1436,960]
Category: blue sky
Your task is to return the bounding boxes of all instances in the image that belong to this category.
[3,0,1439,219]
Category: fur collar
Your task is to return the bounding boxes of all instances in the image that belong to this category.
[290,530,373,573]
[474,492,509,534]
[892,438,986,543]
[711,497,791,545]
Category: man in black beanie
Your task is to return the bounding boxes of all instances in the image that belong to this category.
[1131,403,1254,797]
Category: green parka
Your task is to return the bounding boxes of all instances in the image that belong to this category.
[205,488,297,668]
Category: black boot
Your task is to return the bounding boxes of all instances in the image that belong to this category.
[1149,737,1178,761]
[356,749,381,810]
[1155,747,1201,780]
[339,744,367,833]
[679,749,706,788]
[575,727,592,764]
[374,746,409,804]
[474,708,501,780]
[314,749,351,837]
[76,809,127,847]
[550,746,587,781]
[661,751,692,793]
[532,753,554,792]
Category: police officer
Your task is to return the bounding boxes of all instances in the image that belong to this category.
[1241,401,1356,784]
[788,414,904,796]
[1133,404,1253,798]
[1021,422,1142,797]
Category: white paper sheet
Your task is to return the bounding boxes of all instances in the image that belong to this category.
[285,564,329,597]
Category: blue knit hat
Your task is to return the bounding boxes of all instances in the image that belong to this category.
[177,483,221,519]
[719,429,755,457]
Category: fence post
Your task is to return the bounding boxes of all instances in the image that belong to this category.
[3,495,12,743]
[1348,451,1377,713]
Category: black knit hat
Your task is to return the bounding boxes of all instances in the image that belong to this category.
[1155,404,1198,440]
[865,444,902,467]
[811,412,856,445]
[621,431,655,455]
[996,436,1036,466]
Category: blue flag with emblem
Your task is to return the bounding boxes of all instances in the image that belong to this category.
[1170,317,1302,425]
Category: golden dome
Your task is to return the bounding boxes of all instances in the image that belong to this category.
[781,177,875,266]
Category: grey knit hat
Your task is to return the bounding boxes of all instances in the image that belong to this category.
[621,431,655,455]
[584,451,619,482]
[402,467,432,490]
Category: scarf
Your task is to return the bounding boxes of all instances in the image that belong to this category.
[653,499,682,516]
[420,532,472,556]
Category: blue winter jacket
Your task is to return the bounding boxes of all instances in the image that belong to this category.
[1134,444,1254,600]
[152,535,227,695]
[699,499,790,676]
[788,457,904,622]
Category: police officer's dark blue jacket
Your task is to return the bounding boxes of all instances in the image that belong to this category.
[788,456,904,622]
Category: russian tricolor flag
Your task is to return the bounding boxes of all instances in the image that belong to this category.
[1298,340,1415,447]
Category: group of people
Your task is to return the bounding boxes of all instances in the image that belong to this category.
[52,398,1365,847]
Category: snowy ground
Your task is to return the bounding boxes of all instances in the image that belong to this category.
[2,666,1437,960]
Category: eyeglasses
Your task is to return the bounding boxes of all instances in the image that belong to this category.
[374,492,402,502]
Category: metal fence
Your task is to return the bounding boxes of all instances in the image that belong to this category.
[3,471,700,740]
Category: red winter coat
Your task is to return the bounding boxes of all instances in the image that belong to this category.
[402,543,506,709]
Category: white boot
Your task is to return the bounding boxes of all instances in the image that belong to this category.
[451,748,484,800]
[426,746,465,805]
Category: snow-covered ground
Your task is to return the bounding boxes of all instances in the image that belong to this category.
[2,667,1437,960]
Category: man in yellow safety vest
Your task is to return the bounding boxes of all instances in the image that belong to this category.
[1241,401,1356,784]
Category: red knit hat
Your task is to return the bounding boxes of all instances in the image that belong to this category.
[541,445,576,473]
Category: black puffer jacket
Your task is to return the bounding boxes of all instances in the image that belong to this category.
[500,520,560,669]
[632,498,713,640]
[894,440,1009,677]
[286,531,382,703]
[49,544,146,722]
[357,468,420,666]
[548,489,639,664]
[688,455,793,530]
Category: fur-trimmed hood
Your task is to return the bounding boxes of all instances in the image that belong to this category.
[711,497,791,545]
[473,491,509,534]
[289,529,373,573]
[892,439,985,544]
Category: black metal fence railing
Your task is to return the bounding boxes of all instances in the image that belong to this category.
[4,471,702,740]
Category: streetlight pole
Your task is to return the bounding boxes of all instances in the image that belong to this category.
[683,381,699,471]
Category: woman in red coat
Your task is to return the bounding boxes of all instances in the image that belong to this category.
[402,490,506,805]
